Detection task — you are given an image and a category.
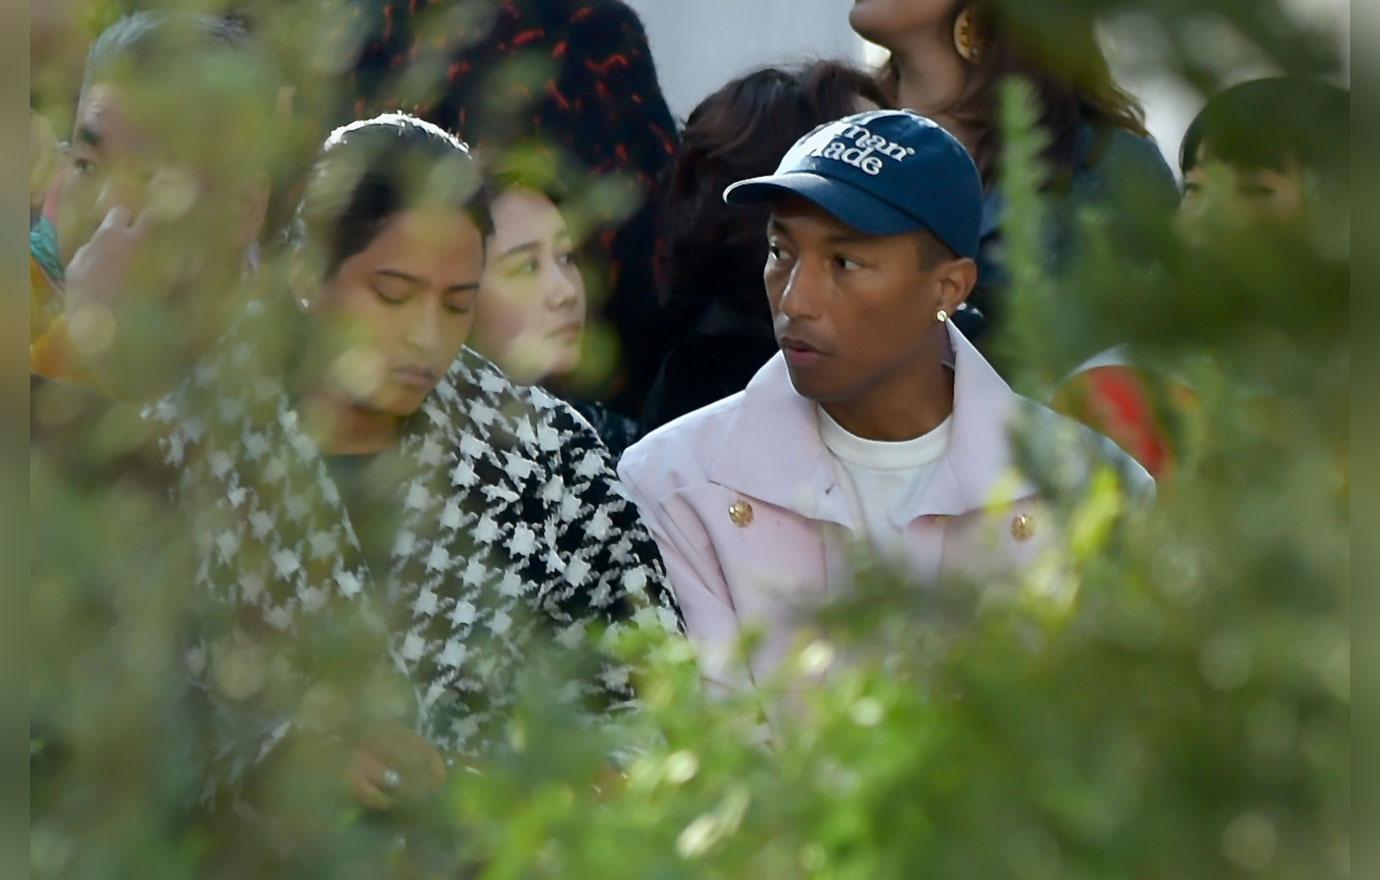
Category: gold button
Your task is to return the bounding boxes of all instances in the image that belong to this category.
[1011,513,1035,541]
[728,500,754,527]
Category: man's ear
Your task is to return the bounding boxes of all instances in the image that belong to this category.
[937,256,979,315]
[234,170,271,251]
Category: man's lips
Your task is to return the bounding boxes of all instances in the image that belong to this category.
[778,335,827,365]
[779,335,824,355]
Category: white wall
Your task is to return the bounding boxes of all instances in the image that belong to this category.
[625,0,871,125]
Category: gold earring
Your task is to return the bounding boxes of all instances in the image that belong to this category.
[936,308,949,323]
[953,7,985,64]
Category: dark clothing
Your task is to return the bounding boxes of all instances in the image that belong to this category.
[639,302,780,436]
[321,452,395,576]
[969,125,1179,355]
[569,399,640,461]
[344,0,679,414]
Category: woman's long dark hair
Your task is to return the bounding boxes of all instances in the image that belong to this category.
[659,61,888,324]
[878,2,1148,183]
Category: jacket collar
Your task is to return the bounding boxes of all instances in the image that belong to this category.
[706,322,1039,525]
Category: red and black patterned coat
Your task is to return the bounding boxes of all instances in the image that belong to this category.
[343,0,679,413]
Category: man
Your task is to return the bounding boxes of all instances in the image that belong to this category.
[30,11,279,398]
[28,12,298,864]
[619,110,1150,695]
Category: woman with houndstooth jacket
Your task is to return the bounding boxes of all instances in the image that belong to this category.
[147,112,683,821]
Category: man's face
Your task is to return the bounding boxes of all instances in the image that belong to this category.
[763,195,954,403]
[57,83,147,263]
[57,81,258,271]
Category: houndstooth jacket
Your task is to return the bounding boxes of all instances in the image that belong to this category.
[144,304,684,800]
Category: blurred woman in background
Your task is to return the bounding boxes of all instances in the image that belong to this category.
[849,0,1178,348]
[639,61,888,434]
[469,180,641,456]
[149,113,682,823]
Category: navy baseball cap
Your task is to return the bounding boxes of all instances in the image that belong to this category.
[723,109,983,259]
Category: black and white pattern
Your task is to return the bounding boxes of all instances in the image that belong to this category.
[145,306,683,799]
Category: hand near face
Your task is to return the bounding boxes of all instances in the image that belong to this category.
[65,166,204,307]
[64,203,158,309]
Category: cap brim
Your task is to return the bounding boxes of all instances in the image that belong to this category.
[723,172,922,237]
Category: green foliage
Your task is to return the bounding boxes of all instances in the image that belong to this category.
[31,0,1348,877]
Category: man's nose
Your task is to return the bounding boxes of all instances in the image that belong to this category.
[777,259,822,321]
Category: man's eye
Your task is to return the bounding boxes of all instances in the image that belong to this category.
[767,243,787,261]
[833,255,862,271]
[556,250,577,268]
[1238,184,1275,198]
[72,158,98,176]
[444,302,474,316]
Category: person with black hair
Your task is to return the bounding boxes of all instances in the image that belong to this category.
[468,182,641,456]
[1051,76,1350,478]
[849,1,1179,348]
[1179,76,1349,229]
[146,113,683,820]
[31,10,282,397]
[639,61,889,435]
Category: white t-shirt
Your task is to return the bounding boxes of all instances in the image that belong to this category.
[816,407,952,562]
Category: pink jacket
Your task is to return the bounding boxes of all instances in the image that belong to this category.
[619,324,1151,693]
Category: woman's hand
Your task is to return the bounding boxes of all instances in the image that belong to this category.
[345,720,448,811]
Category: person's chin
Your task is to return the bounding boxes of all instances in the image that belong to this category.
[370,382,432,418]
[847,2,891,41]
[783,362,837,402]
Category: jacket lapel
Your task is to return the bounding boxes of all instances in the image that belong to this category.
[705,353,855,530]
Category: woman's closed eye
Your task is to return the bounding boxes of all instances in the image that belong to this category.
[370,277,417,304]
[444,291,477,315]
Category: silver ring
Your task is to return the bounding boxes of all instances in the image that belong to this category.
[381,768,402,790]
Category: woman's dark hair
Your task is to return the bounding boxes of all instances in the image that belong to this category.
[659,61,888,321]
[291,112,492,280]
[877,3,1148,182]
[1180,77,1349,182]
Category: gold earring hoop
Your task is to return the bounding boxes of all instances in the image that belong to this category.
[953,7,985,64]
[936,308,950,323]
